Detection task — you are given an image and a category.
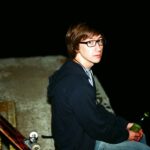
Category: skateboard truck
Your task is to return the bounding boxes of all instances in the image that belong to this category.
[24,131,41,150]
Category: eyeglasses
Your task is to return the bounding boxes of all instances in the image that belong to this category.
[79,39,105,47]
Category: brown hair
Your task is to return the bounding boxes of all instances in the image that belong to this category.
[65,22,104,58]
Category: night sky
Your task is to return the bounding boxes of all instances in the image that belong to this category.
[1,2,149,129]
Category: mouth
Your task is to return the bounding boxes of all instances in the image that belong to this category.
[94,54,101,58]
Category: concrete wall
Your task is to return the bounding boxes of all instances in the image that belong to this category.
[0,55,67,150]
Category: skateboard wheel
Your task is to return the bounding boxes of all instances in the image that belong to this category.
[29,131,38,138]
[31,144,41,150]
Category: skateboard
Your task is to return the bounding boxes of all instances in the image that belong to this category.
[0,114,40,150]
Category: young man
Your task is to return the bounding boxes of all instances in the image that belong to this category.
[47,22,150,150]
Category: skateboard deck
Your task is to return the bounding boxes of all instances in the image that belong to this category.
[0,114,30,150]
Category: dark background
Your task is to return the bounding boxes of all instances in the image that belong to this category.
[1,1,150,144]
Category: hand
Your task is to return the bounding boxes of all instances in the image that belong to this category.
[127,123,143,142]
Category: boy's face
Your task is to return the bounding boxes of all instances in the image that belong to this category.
[76,35,103,68]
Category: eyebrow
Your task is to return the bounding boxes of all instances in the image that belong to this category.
[84,38,103,42]
[86,35,103,40]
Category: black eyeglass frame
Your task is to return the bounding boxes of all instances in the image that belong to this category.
[79,39,105,47]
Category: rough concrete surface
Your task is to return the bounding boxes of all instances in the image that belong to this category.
[0,55,66,150]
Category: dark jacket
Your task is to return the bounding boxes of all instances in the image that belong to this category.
[47,60,129,150]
